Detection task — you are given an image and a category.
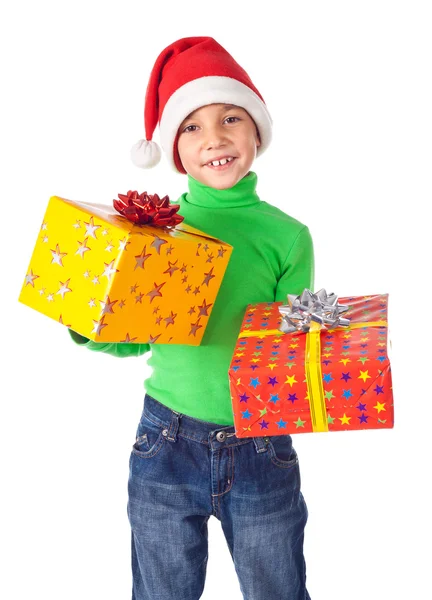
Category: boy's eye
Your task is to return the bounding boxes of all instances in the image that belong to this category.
[182,116,240,133]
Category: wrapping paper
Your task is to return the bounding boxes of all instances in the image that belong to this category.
[19,195,232,344]
[229,294,394,437]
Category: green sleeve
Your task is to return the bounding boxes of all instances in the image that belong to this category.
[274,226,315,302]
[68,329,151,358]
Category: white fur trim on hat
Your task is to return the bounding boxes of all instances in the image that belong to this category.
[130,139,162,169]
[159,76,273,172]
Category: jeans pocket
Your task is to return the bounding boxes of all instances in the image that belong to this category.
[132,413,166,459]
[266,435,299,469]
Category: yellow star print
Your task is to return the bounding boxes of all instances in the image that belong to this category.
[285,374,298,387]
[339,413,351,425]
[374,401,386,413]
[358,370,372,382]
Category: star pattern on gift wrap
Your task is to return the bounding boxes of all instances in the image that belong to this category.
[164,259,180,277]
[163,311,177,327]
[189,318,203,337]
[25,269,39,287]
[339,414,351,425]
[99,295,117,315]
[202,267,216,286]
[56,279,72,299]
[134,246,152,270]
[266,363,278,370]
[285,374,297,387]
[119,237,130,251]
[250,377,261,389]
[91,315,108,336]
[230,295,393,436]
[50,244,67,266]
[121,333,137,342]
[198,298,213,317]
[83,216,101,239]
[150,234,167,254]
[75,238,91,258]
[102,260,119,281]
[357,356,370,364]
[358,370,371,382]
[269,394,280,405]
[147,282,166,302]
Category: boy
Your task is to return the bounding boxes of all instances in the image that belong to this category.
[70,37,314,600]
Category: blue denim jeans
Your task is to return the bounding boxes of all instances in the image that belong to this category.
[127,393,311,600]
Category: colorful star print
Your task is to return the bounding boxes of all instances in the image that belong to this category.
[229,294,393,437]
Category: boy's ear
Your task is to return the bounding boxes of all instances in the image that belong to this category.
[256,127,261,147]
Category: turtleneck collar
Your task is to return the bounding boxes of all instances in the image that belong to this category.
[184,171,261,209]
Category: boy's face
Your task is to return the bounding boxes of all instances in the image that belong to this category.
[177,103,261,190]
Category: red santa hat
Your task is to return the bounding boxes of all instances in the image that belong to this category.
[131,36,273,174]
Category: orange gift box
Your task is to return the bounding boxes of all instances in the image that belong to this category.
[19,195,232,344]
[229,294,394,437]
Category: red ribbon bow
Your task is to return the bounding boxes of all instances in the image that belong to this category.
[113,190,184,226]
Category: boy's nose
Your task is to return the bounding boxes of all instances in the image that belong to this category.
[203,127,227,149]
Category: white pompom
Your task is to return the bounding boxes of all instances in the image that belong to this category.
[130,139,161,168]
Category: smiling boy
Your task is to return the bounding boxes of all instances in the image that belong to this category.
[177,103,261,190]
[71,37,314,600]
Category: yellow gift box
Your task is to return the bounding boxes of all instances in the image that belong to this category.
[19,195,233,344]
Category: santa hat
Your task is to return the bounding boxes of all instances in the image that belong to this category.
[131,36,273,174]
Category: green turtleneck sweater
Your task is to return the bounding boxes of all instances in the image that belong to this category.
[69,171,314,424]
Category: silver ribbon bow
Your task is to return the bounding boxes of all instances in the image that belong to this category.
[278,288,351,334]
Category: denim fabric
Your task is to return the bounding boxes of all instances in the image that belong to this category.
[127,393,311,600]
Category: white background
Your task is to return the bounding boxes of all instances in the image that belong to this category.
[2,1,431,599]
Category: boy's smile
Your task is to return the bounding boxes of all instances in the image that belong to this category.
[177,103,261,190]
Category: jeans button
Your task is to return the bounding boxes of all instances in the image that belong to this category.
[216,431,227,442]
[162,429,169,437]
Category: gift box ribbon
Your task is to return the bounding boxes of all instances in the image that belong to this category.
[238,319,387,432]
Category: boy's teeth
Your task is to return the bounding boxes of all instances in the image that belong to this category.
[209,157,233,166]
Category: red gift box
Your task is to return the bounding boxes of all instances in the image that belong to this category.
[229,294,394,437]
